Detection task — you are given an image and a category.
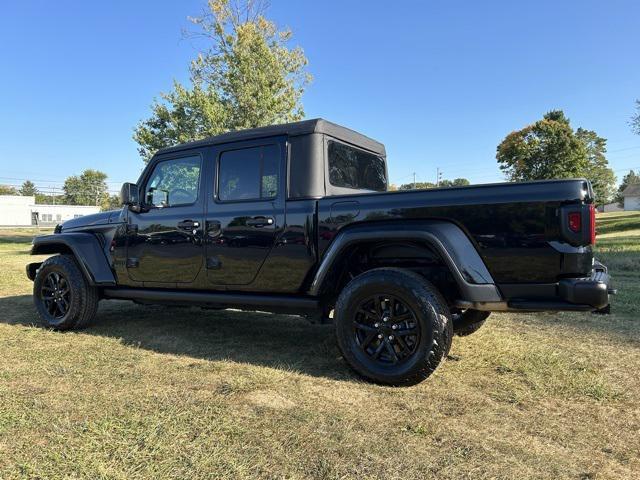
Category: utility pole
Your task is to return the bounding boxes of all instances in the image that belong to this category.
[436,168,443,187]
[413,172,416,190]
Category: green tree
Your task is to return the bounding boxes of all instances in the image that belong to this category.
[399,182,436,190]
[0,185,17,195]
[134,0,311,162]
[615,170,640,207]
[101,194,122,212]
[497,110,588,182]
[439,178,470,187]
[632,100,640,135]
[399,178,470,190]
[35,193,65,205]
[575,128,616,204]
[63,169,109,206]
[18,180,38,196]
[497,110,615,204]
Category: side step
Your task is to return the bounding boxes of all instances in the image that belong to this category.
[507,300,594,312]
[102,288,320,315]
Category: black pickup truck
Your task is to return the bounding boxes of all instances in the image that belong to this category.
[27,119,613,385]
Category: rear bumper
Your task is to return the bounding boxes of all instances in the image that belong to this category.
[508,261,614,312]
[557,263,612,310]
[457,261,615,312]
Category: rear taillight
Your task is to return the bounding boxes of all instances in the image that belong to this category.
[589,203,596,245]
[568,212,581,233]
[560,204,595,246]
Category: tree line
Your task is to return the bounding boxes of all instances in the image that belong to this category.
[0,170,120,211]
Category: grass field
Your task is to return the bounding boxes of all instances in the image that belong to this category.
[0,217,639,479]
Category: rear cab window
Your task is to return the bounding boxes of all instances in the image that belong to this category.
[328,140,387,192]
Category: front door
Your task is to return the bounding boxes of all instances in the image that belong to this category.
[126,152,205,285]
[204,137,286,286]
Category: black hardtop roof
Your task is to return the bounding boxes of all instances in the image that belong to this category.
[156,118,385,156]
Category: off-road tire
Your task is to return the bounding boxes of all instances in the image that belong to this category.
[334,268,453,386]
[452,309,490,336]
[33,254,99,330]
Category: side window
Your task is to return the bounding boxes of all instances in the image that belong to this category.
[328,140,387,192]
[218,144,279,202]
[144,155,201,208]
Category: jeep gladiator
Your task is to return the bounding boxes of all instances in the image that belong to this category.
[27,119,614,385]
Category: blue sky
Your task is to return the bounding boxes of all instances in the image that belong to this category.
[1,0,639,194]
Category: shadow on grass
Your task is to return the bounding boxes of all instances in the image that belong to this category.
[0,294,353,382]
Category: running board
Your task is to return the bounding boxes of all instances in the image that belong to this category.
[102,288,320,315]
[507,300,594,312]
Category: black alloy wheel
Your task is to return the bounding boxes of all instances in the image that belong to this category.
[40,271,72,322]
[353,294,420,365]
[33,254,99,330]
[335,268,453,386]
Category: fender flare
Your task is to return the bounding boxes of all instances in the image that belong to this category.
[308,221,502,303]
[30,233,116,286]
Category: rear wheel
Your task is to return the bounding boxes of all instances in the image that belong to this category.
[334,268,453,386]
[33,255,99,330]
[452,309,490,336]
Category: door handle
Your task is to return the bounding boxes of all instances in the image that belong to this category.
[246,216,274,228]
[177,220,200,230]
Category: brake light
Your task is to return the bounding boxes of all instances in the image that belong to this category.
[589,203,596,245]
[568,212,581,233]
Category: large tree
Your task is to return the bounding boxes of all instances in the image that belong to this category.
[575,128,616,204]
[496,110,616,204]
[63,169,109,206]
[134,0,311,162]
[497,111,587,181]
[19,180,38,196]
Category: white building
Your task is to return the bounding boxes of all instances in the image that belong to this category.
[0,195,100,227]
[598,202,624,213]
[622,184,640,211]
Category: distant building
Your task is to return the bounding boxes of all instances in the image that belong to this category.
[598,202,624,213]
[622,184,640,211]
[0,195,100,227]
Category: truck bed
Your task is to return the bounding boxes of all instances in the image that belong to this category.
[316,179,594,285]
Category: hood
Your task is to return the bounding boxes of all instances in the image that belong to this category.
[60,209,125,231]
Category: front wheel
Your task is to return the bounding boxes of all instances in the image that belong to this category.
[33,255,99,330]
[334,268,453,386]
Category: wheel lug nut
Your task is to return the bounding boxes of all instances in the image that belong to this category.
[388,335,394,341]
[374,323,380,328]
[392,325,397,330]
[377,334,383,339]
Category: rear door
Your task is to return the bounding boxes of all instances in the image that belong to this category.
[204,137,286,286]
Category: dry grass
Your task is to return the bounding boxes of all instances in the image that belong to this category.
[0,217,639,479]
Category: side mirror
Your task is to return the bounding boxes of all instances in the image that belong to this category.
[120,182,139,208]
